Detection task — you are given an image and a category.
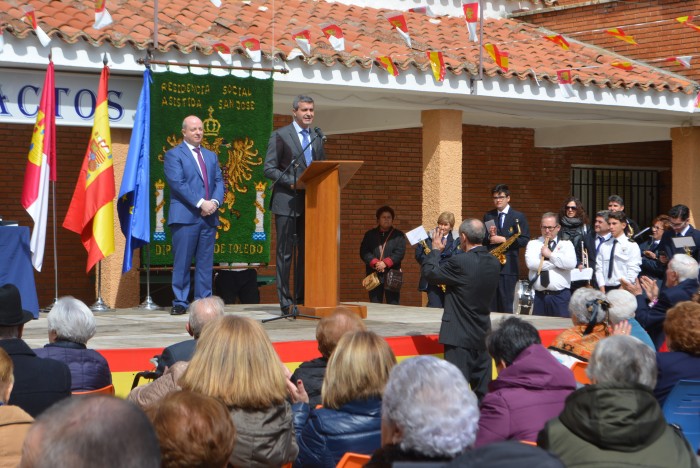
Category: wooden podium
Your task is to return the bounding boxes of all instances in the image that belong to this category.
[296,160,367,319]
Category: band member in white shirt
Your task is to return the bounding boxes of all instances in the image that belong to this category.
[525,213,577,317]
[595,211,641,292]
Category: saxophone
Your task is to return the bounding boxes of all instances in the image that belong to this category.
[421,236,447,293]
[490,219,521,265]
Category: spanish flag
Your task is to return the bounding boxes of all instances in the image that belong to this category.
[545,34,570,50]
[676,16,700,33]
[63,65,115,272]
[427,51,445,82]
[606,28,637,45]
[377,56,399,77]
[483,43,509,72]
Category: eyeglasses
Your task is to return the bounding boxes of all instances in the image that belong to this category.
[492,196,506,200]
[565,206,577,211]
[541,226,558,231]
[651,226,661,230]
[670,221,687,228]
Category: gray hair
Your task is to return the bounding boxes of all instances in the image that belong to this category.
[292,95,314,110]
[568,288,608,325]
[459,218,486,245]
[382,356,479,457]
[587,335,657,388]
[669,254,699,282]
[606,289,637,323]
[188,296,225,339]
[595,210,610,222]
[48,296,96,345]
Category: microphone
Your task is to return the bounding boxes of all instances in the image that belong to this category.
[314,127,327,142]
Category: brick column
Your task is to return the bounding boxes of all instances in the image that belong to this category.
[671,127,700,225]
[421,110,463,227]
[100,128,140,308]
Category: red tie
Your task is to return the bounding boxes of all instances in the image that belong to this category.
[194,147,210,199]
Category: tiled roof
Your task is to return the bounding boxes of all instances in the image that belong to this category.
[1,0,695,94]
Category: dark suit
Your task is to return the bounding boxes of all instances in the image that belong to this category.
[483,209,530,313]
[639,239,665,280]
[415,232,460,308]
[155,339,196,374]
[635,278,699,349]
[421,246,500,399]
[164,142,224,308]
[264,123,326,309]
[0,339,71,417]
[660,225,700,263]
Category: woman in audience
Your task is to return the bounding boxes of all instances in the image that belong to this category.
[289,330,396,467]
[476,317,575,447]
[34,296,112,392]
[129,315,298,468]
[146,390,236,468]
[366,355,479,466]
[654,301,700,406]
[606,289,655,349]
[548,288,610,368]
[538,335,698,467]
[0,348,33,467]
[639,214,671,282]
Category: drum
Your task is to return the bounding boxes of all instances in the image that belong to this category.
[513,279,535,315]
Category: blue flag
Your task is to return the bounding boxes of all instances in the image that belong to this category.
[117,69,151,273]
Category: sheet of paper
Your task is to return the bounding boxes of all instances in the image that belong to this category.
[570,267,593,281]
[406,226,429,246]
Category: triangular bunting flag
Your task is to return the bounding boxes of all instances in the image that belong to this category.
[377,56,399,77]
[211,0,222,7]
[606,28,637,45]
[694,90,700,113]
[610,60,633,71]
[94,0,113,30]
[292,28,312,56]
[426,51,445,83]
[321,23,345,52]
[408,6,433,16]
[241,36,261,63]
[557,69,575,98]
[463,2,479,42]
[666,55,692,69]
[483,43,509,72]
[676,16,700,32]
[212,42,232,64]
[386,12,411,48]
[544,34,570,50]
[22,6,51,47]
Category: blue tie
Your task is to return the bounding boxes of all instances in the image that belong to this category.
[301,129,312,166]
[498,212,505,229]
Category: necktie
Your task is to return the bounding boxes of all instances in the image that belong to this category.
[596,236,605,254]
[549,240,556,251]
[194,147,210,199]
[301,129,312,166]
[540,240,556,288]
[607,239,618,279]
[498,212,505,230]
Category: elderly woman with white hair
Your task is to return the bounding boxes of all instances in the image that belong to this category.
[548,288,610,368]
[538,335,698,467]
[606,289,654,349]
[365,355,479,466]
[34,296,111,392]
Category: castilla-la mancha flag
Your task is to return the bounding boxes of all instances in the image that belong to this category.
[21,61,56,272]
[63,65,115,272]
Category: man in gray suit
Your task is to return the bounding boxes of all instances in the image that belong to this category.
[264,95,326,313]
[421,218,501,400]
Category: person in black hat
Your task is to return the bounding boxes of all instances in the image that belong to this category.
[0,284,71,417]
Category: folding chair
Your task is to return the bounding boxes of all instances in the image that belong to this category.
[662,379,700,453]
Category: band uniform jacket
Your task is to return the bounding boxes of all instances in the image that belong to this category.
[264,123,327,217]
[483,209,530,276]
[421,246,501,350]
[660,224,700,263]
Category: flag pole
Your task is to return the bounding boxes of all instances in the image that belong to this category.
[90,260,114,312]
[138,246,161,310]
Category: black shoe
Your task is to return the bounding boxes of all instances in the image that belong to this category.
[170,305,187,316]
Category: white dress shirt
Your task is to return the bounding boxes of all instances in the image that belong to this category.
[525,237,577,291]
[595,234,641,287]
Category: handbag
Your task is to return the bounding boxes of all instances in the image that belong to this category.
[384,269,403,292]
[362,272,381,291]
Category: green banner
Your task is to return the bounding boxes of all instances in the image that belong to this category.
[148,71,273,265]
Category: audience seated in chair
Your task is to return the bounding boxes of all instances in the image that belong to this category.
[606,289,655,349]
[0,348,33,467]
[365,355,479,467]
[155,296,224,374]
[19,395,160,468]
[288,330,396,468]
[654,301,700,406]
[290,308,366,408]
[548,288,610,368]
[538,335,698,467]
[0,283,71,417]
[475,317,576,447]
[34,296,112,392]
[145,390,236,468]
[129,315,298,468]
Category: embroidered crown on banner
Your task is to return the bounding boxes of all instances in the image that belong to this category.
[203,106,221,137]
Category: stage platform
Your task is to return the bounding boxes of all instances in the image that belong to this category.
[22,303,570,397]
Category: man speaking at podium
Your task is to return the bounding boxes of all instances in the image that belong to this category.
[264,95,327,314]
